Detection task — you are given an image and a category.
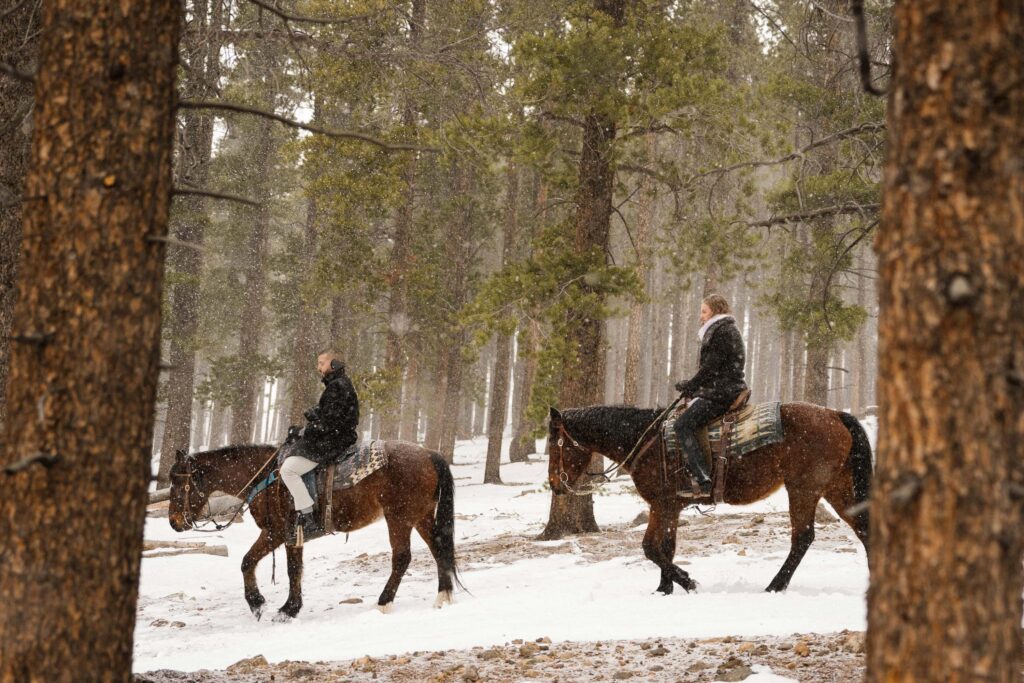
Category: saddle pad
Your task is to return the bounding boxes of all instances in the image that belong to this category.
[706,401,784,457]
[662,401,784,460]
[332,440,388,490]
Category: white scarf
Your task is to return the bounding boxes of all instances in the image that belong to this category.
[697,313,734,342]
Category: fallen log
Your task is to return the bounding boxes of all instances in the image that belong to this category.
[149,488,171,504]
[143,545,229,559]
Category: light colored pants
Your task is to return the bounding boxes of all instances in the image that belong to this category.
[280,455,318,511]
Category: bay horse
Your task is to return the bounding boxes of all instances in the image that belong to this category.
[167,442,461,621]
[547,402,872,594]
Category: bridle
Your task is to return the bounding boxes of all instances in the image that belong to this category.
[551,422,621,497]
[171,449,278,532]
[551,405,675,497]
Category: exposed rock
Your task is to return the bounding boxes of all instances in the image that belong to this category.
[794,640,811,657]
[462,665,480,682]
[226,655,268,673]
[339,597,363,604]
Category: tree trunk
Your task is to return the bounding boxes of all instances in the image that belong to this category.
[0,0,39,428]
[539,82,620,539]
[866,3,1024,680]
[229,116,273,444]
[508,319,540,462]
[157,0,224,483]
[379,0,427,439]
[287,195,321,427]
[398,358,421,442]
[483,332,511,483]
[0,0,179,676]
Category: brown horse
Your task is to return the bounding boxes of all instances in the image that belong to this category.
[167,442,461,621]
[547,402,872,594]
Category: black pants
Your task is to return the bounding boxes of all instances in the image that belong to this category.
[672,398,728,484]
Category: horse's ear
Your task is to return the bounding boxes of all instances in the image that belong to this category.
[549,407,562,423]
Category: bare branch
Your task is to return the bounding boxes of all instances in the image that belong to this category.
[172,187,260,207]
[851,0,886,96]
[177,100,439,152]
[691,121,885,181]
[0,61,34,83]
[748,202,880,228]
[243,0,377,26]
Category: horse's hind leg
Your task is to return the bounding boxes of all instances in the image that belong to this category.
[242,529,281,620]
[273,544,304,621]
[415,514,453,608]
[377,517,413,613]
[823,472,870,555]
[766,489,817,592]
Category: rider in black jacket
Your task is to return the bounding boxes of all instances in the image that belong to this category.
[281,350,360,542]
[673,294,748,496]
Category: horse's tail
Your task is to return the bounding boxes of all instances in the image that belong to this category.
[428,451,465,592]
[839,412,873,514]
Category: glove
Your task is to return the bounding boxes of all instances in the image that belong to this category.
[674,380,692,397]
[303,406,320,422]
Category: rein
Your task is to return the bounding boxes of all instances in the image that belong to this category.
[553,395,686,497]
[175,447,282,532]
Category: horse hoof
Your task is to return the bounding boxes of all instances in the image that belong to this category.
[251,605,264,621]
[656,586,673,595]
[272,611,294,623]
[433,591,453,609]
[377,602,392,614]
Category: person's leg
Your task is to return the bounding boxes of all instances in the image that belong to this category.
[672,399,726,494]
[280,454,318,512]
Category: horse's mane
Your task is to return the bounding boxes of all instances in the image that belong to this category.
[561,405,664,451]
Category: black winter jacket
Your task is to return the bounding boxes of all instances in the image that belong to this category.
[303,362,360,463]
[675,316,748,407]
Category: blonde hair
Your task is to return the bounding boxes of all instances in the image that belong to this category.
[702,294,731,316]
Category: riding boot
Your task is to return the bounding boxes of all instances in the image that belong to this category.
[290,510,326,547]
[677,430,712,498]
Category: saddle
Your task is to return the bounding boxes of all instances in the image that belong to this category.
[266,440,389,545]
[662,390,784,503]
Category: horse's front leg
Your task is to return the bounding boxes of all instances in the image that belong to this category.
[241,529,280,620]
[273,543,304,622]
[641,503,695,595]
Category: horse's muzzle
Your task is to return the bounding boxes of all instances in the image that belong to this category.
[168,514,190,532]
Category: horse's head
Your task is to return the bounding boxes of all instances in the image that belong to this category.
[547,407,592,495]
[168,449,210,531]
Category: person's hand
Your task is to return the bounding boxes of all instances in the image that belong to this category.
[674,380,692,397]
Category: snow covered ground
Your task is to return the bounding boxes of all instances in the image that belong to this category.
[135,421,875,676]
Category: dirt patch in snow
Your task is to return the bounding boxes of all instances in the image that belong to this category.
[136,631,867,682]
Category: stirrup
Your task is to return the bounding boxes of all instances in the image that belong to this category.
[676,478,711,498]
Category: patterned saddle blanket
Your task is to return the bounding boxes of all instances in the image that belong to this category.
[250,440,389,508]
[662,401,784,465]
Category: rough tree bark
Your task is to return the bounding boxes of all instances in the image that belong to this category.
[0,0,39,428]
[539,5,624,536]
[157,0,224,483]
[0,0,179,677]
[866,2,1024,680]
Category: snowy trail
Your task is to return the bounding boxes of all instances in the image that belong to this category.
[134,431,872,673]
